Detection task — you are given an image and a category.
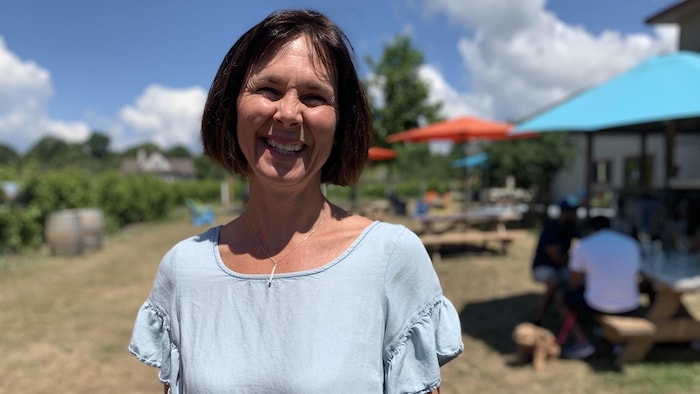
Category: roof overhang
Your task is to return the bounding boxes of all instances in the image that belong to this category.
[646,0,700,24]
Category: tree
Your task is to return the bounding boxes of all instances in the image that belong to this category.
[120,142,162,158]
[165,145,193,158]
[194,156,227,180]
[363,35,452,195]
[83,132,111,159]
[485,133,577,203]
[364,35,443,146]
[24,136,85,169]
[0,144,20,166]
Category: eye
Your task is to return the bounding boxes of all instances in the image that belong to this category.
[257,87,281,100]
[301,93,328,107]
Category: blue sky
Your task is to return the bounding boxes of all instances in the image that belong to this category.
[0,0,679,153]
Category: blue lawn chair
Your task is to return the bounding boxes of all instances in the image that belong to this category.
[185,199,215,226]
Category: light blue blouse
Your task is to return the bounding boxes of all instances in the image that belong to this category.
[129,221,463,393]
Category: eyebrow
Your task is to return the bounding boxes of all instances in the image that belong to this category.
[252,75,335,94]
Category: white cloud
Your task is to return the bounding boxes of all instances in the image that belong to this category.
[44,121,91,144]
[419,64,493,118]
[116,84,207,152]
[420,0,678,122]
[0,37,91,152]
[0,37,206,154]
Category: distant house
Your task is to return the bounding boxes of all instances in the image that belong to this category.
[120,150,196,181]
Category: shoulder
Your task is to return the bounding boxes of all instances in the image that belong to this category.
[149,227,219,304]
[371,221,438,286]
[155,226,220,279]
[367,221,425,251]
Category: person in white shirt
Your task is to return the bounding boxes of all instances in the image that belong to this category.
[557,216,641,359]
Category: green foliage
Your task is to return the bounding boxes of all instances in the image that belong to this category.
[23,136,85,170]
[93,172,174,229]
[0,127,237,253]
[1,170,229,253]
[0,204,43,253]
[0,165,19,183]
[170,178,223,205]
[12,131,224,179]
[364,35,443,145]
[194,156,227,180]
[19,169,98,217]
[120,142,162,158]
[0,144,21,166]
[83,132,111,159]
[165,145,193,158]
[19,133,121,173]
[485,133,576,201]
[361,34,460,199]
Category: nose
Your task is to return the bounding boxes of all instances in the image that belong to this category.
[274,93,302,128]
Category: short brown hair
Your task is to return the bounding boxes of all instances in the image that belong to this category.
[201,9,372,186]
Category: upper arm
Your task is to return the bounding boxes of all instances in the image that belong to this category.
[569,271,584,289]
[544,244,566,265]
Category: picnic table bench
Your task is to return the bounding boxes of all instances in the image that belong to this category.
[415,209,522,235]
[419,231,514,262]
[594,315,657,365]
[593,252,700,365]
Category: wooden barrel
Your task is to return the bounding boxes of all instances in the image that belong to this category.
[45,210,82,256]
[76,208,104,252]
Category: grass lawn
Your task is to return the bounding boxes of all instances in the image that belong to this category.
[1,205,700,393]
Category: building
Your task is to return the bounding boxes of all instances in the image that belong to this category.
[120,149,196,181]
[548,0,700,210]
[646,0,700,52]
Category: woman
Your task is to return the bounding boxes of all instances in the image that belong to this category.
[129,9,463,393]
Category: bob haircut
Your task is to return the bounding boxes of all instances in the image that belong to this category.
[201,9,372,186]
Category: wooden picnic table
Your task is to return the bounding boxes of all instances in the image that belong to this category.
[415,207,524,262]
[415,208,523,235]
[611,252,700,364]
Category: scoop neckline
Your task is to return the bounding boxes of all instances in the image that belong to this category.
[213,220,380,281]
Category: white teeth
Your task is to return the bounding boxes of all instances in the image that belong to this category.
[266,139,303,154]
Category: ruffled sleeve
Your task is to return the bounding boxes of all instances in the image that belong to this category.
[384,296,463,393]
[383,226,463,394]
[128,245,180,388]
[129,300,179,385]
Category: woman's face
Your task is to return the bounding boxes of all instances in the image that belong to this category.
[237,35,338,189]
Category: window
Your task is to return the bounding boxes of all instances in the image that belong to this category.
[592,159,612,185]
[624,155,653,188]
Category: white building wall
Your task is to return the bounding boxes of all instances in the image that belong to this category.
[549,133,700,203]
[675,133,700,180]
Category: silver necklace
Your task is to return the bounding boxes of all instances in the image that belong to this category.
[244,212,325,287]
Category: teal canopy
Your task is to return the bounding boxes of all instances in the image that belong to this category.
[511,51,700,134]
[452,153,488,168]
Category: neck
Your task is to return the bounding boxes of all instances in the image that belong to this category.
[246,176,327,220]
[243,189,329,248]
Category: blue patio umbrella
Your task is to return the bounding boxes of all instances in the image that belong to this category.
[452,153,489,168]
[509,51,700,210]
[510,51,700,134]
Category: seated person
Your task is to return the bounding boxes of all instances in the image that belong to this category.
[557,216,641,359]
[531,199,579,325]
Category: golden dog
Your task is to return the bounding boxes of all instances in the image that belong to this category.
[512,322,561,372]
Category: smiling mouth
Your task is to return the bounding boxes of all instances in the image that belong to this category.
[265,138,304,155]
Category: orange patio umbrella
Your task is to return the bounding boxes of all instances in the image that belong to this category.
[386,116,534,143]
[386,116,536,211]
[367,146,397,161]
